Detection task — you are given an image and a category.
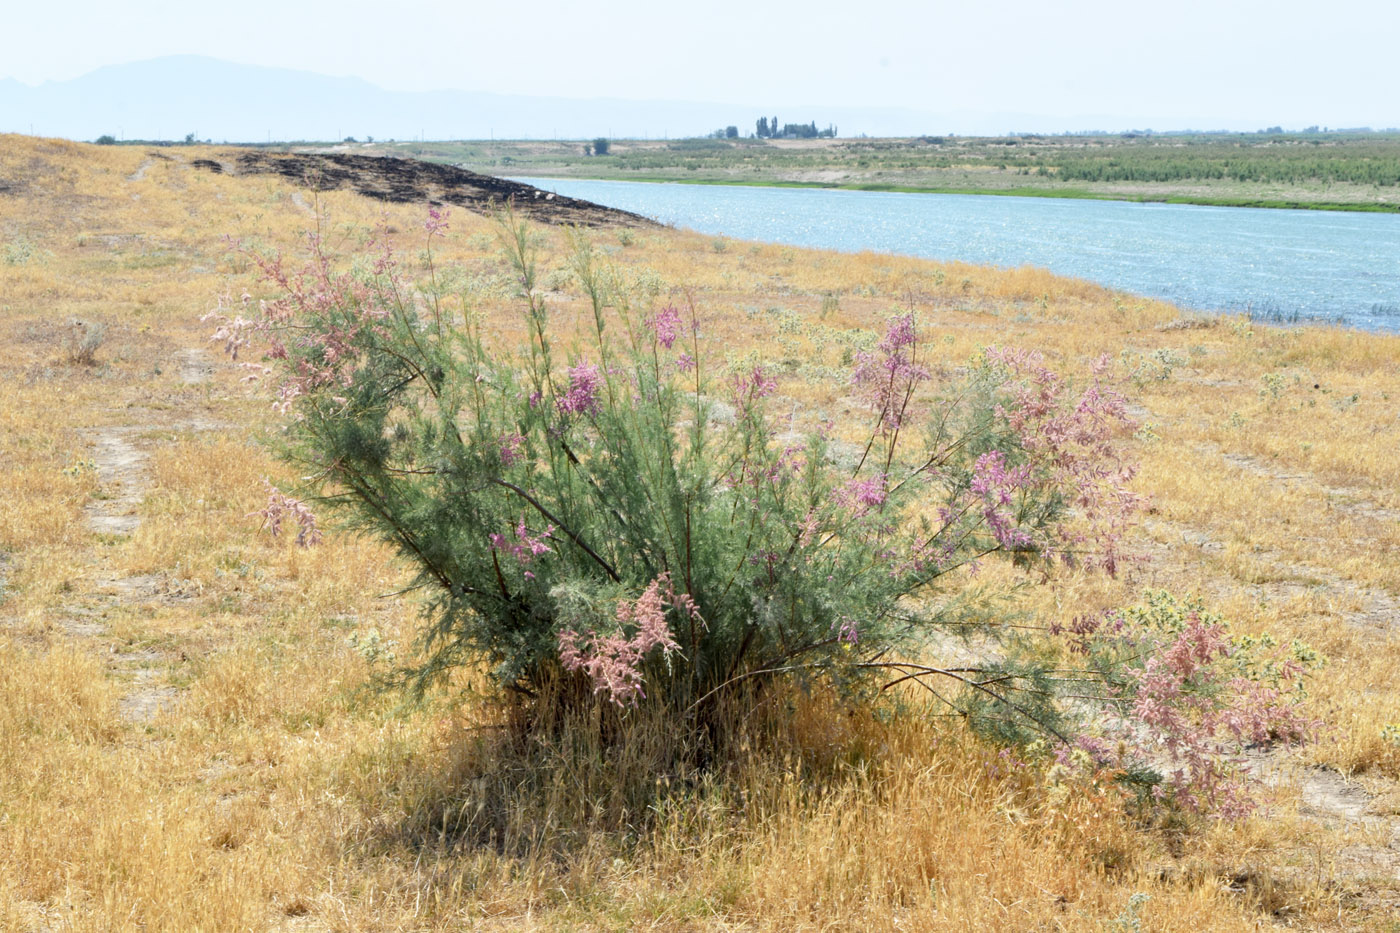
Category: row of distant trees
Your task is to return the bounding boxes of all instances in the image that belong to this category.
[698,118,839,141]
[704,120,839,140]
[756,117,836,139]
[95,132,204,145]
[584,119,840,156]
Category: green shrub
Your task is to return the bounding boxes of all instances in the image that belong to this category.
[209,210,1314,814]
[223,210,1135,712]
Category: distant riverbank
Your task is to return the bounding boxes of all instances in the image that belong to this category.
[323,132,1400,215]
[555,174,1400,214]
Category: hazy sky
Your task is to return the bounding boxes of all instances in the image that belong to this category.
[5,0,1397,128]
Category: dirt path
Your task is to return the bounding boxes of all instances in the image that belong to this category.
[126,158,155,182]
[68,406,217,722]
[81,422,169,721]
[178,346,213,384]
[1294,767,1400,887]
[1211,444,1400,526]
[83,428,148,536]
[289,191,316,217]
[1138,438,1399,633]
[50,337,224,724]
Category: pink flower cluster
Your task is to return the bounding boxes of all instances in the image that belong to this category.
[251,480,322,547]
[726,441,807,492]
[837,474,888,517]
[557,362,603,417]
[646,304,682,349]
[1062,610,1317,818]
[498,431,525,467]
[424,205,450,238]
[209,234,404,414]
[985,347,1140,572]
[731,365,777,408]
[1048,612,1123,655]
[489,520,553,578]
[835,617,860,645]
[558,574,687,706]
[969,450,1035,549]
[201,292,255,360]
[852,313,929,434]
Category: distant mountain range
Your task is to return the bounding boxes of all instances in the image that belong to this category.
[0,56,1264,142]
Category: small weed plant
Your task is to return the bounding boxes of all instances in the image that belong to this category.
[1121,347,1187,388]
[209,209,1315,818]
[3,234,48,266]
[64,320,107,366]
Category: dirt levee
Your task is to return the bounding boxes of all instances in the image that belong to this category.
[219,151,655,228]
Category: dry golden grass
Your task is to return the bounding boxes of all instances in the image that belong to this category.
[4,133,1400,930]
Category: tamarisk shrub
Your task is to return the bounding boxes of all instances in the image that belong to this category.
[1050,591,1321,817]
[209,210,1314,816]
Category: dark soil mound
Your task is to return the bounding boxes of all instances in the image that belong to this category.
[216,151,655,228]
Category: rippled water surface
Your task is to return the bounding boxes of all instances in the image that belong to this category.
[519,177,1400,334]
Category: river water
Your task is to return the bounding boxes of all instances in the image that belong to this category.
[517,177,1400,334]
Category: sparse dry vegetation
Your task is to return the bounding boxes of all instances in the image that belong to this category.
[4,134,1400,930]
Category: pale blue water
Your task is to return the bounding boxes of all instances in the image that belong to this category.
[517,177,1400,334]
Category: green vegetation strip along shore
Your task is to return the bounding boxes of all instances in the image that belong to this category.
[318,131,1400,213]
[549,174,1400,213]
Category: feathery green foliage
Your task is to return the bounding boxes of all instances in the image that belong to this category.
[215,209,1312,813]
